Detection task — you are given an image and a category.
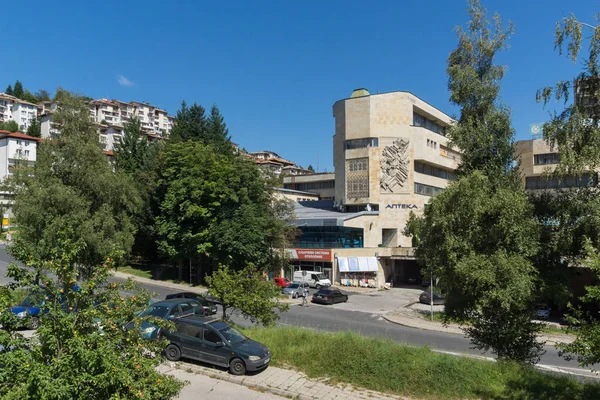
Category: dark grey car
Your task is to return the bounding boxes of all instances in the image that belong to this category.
[164,315,271,375]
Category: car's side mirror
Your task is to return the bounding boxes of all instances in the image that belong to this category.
[215,341,224,348]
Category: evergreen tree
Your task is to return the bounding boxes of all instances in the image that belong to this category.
[170,102,233,154]
[5,84,13,96]
[207,105,233,154]
[26,117,41,138]
[13,80,24,99]
[307,165,315,173]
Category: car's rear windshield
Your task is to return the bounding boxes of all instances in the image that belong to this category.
[139,305,169,319]
[287,284,299,288]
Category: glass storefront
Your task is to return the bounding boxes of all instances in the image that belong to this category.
[293,226,364,248]
[285,261,333,281]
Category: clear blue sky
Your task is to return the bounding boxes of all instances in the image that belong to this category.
[2,0,598,171]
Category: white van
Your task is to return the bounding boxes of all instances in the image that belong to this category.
[293,270,331,289]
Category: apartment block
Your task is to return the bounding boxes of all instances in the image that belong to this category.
[247,150,312,177]
[0,93,38,130]
[514,138,598,190]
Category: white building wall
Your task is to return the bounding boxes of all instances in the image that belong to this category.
[0,139,8,181]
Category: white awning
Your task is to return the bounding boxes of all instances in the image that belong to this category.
[337,256,379,272]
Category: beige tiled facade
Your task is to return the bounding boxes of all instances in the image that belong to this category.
[333,90,458,248]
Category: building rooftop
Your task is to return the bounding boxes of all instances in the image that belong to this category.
[293,200,378,227]
[0,130,42,142]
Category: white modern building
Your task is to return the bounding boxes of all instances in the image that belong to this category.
[0,130,40,182]
[0,93,38,131]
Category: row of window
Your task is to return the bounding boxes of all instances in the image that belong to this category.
[534,153,560,165]
[525,173,597,190]
[294,226,364,249]
[283,180,335,191]
[345,138,379,150]
[414,162,456,180]
[413,112,447,136]
[426,139,438,149]
[414,182,444,197]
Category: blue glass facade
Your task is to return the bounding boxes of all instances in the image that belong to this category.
[293,226,364,249]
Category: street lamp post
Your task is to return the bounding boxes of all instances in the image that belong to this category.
[430,267,434,322]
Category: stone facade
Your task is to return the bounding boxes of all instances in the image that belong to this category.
[333,90,459,248]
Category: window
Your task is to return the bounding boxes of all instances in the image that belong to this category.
[345,138,379,150]
[525,173,597,189]
[414,112,447,136]
[178,323,203,339]
[414,162,456,180]
[534,153,560,165]
[16,140,21,145]
[204,329,222,344]
[414,182,444,197]
[24,150,29,157]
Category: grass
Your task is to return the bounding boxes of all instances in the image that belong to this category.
[243,326,600,400]
[115,264,206,287]
[117,265,153,279]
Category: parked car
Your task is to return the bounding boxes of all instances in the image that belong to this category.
[272,277,291,288]
[534,304,551,320]
[164,314,271,375]
[419,289,445,305]
[165,292,218,315]
[311,288,348,305]
[293,271,331,289]
[125,298,206,339]
[7,285,79,329]
[281,282,310,298]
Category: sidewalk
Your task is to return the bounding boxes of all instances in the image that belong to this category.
[161,361,406,400]
[382,307,575,345]
[158,364,287,400]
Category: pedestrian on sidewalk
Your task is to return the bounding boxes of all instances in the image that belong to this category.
[301,287,309,307]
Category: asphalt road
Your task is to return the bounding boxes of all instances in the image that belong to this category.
[0,244,597,375]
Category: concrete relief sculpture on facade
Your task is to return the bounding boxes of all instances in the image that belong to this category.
[380,138,410,193]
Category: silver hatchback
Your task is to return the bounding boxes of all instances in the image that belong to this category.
[281,282,310,298]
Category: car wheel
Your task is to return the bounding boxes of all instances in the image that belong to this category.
[165,344,181,361]
[316,284,321,289]
[229,358,246,375]
[29,316,40,330]
[293,292,298,299]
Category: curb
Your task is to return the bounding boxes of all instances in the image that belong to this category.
[111,270,208,293]
[382,311,575,345]
[170,362,315,400]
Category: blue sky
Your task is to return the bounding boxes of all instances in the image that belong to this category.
[2,0,598,171]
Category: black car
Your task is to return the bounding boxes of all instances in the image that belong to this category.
[165,292,218,315]
[419,289,445,305]
[311,288,348,305]
[164,315,271,375]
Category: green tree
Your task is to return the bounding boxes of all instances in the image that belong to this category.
[35,89,51,102]
[156,142,294,280]
[307,165,315,173]
[26,117,41,138]
[0,91,182,399]
[446,0,515,177]
[537,14,600,173]
[0,232,183,399]
[114,117,162,261]
[20,90,38,104]
[5,84,13,96]
[206,265,289,326]
[12,80,24,99]
[0,120,19,132]
[536,14,600,367]
[405,0,543,364]
[170,102,233,154]
[7,89,141,277]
